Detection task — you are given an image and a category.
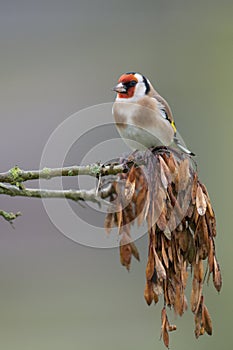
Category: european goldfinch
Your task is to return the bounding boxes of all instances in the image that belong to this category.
[112,72,194,155]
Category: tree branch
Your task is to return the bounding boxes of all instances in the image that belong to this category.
[0,209,21,224]
[0,182,111,204]
[0,163,126,184]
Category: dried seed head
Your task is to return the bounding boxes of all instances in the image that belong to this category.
[103,148,221,347]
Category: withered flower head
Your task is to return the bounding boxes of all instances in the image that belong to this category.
[103,147,221,348]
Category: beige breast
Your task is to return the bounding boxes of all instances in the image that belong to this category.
[112,99,174,150]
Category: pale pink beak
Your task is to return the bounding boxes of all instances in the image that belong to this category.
[112,82,127,93]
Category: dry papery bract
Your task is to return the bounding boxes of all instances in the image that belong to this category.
[103,147,221,348]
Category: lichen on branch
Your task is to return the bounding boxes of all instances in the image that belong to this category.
[0,209,21,224]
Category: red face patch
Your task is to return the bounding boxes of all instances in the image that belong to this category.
[117,74,138,99]
[118,74,137,84]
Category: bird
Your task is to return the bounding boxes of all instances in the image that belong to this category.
[112,72,194,155]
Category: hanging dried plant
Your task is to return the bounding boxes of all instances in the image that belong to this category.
[102,147,221,348]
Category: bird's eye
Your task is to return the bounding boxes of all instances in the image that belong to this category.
[128,80,137,87]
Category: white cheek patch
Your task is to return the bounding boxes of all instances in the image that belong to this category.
[134,83,146,98]
[134,73,144,83]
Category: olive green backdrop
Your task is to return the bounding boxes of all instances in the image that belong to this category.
[0,1,232,349]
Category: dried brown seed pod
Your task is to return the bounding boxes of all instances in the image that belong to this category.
[161,307,170,348]
[119,233,132,270]
[213,256,222,292]
[161,236,169,269]
[154,249,166,280]
[135,186,148,226]
[146,245,155,281]
[144,280,154,306]
[104,211,114,234]
[203,304,212,335]
[194,295,204,338]
[196,184,207,216]
[208,238,214,274]
[130,241,140,261]
[177,158,190,191]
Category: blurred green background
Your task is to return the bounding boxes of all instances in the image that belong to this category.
[0,1,232,349]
